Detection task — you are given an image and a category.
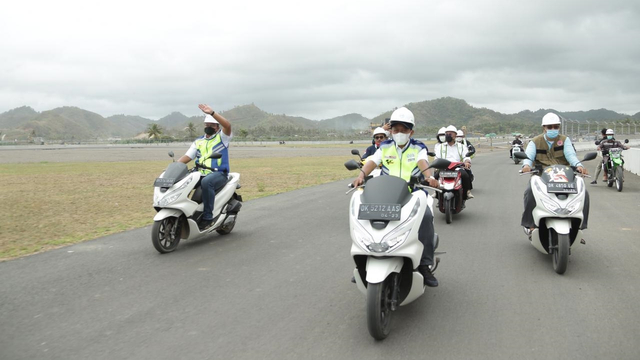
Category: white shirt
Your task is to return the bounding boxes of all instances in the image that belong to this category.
[433,142,470,163]
[184,131,232,160]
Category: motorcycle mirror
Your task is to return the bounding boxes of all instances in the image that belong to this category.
[427,151,436,157]
[409,175,421,186]
[624,139,629,144]
[168,151,174,158]
[344,159,362,171]
[581,152,598,162]
[428,158,451,170]
[351,149,361,156]
[595,140,601,145]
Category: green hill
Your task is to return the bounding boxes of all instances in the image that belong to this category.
[1,99,636,142]
[105,114,154,138]
[0,106,39,129]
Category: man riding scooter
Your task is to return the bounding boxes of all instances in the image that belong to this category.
[352,107,440,287]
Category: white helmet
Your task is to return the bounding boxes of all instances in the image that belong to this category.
[373,127,389,137]
[541,113,561,126]
[456,129,464,137]
[437,127,447,135]
[606,128,614,135]
[389,107,415,130]
[204,114,219,124]
[444,125,457,133]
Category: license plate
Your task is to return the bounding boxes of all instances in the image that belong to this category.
[546,182,577,194]
[154,177,175,187]
[439,170,457,178]
[358,203,401,221]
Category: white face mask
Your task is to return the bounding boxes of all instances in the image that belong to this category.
[393,132,410,146]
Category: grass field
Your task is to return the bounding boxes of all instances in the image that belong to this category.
[0,156,354,260]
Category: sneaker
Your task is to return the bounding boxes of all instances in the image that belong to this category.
[198,219,214,231]
[418,265,439,287]
[466,191,474,199]
[523,227,535,236]
[351,276,356,284]
[590,180,597,184]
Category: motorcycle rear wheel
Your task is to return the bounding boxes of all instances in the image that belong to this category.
[367,280,392,340]
[216,215,237,235]
[151,216,182,254]
[616,167,623,192]
[444,198,452,224]
[551,230,569,274]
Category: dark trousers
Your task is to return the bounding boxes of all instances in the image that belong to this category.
[418,205,436,266]
[201,171,228,221]
[521,184,590,229]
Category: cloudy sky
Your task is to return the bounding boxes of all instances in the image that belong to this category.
[1,0,639,120]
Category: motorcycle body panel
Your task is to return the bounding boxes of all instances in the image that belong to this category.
[153,168,242,242]
[529,166,586,254]
[349,175,434,307]
[436,165,464,215]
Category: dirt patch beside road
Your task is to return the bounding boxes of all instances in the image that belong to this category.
[0,143,361,164]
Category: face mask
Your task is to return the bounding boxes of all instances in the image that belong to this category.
[445,134,454,143]
[393,132,410,146]
[607,135,613,140]
[204,127,216,136]
[438,135,445,143]
[456,137,463,143]
[546,129,559,139]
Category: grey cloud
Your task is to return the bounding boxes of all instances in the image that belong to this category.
[1,0,639,120]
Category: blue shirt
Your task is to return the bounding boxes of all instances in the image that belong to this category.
[522,136,582,168]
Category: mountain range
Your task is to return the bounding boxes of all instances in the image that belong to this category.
[1,97,638,141]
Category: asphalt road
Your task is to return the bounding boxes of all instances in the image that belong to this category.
[2,150,640,360]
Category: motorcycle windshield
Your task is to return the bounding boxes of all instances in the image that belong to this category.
[162,162,189,185]
[539,165,576,185]
[362,175,412,207]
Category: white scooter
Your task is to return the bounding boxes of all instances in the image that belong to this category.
[514,151,597,274]
[151,151,242,253]
[344,159,441,340]
[512,144,523,164]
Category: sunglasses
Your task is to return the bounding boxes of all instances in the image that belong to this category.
[374,136,386,140]
[544,125,560,130]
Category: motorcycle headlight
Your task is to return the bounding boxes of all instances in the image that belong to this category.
[155,176,193,206]
[157,193,181,207]
[382,199,421,251]
[353,222,374,252]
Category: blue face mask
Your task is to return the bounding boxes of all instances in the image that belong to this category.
[607,135,613,140]
[546,130,559,139]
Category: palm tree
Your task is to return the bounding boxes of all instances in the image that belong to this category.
[147,123,163,140]
[184,122,197,139]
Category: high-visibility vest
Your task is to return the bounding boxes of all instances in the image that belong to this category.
[194,133,230,174]
[380,138,427,182]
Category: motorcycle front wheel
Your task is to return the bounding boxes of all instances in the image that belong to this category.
[151,216,182,254]
[444,198,452,224]
[551,230,569,274]
[616,167,623,192]
[367,279,392,340]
